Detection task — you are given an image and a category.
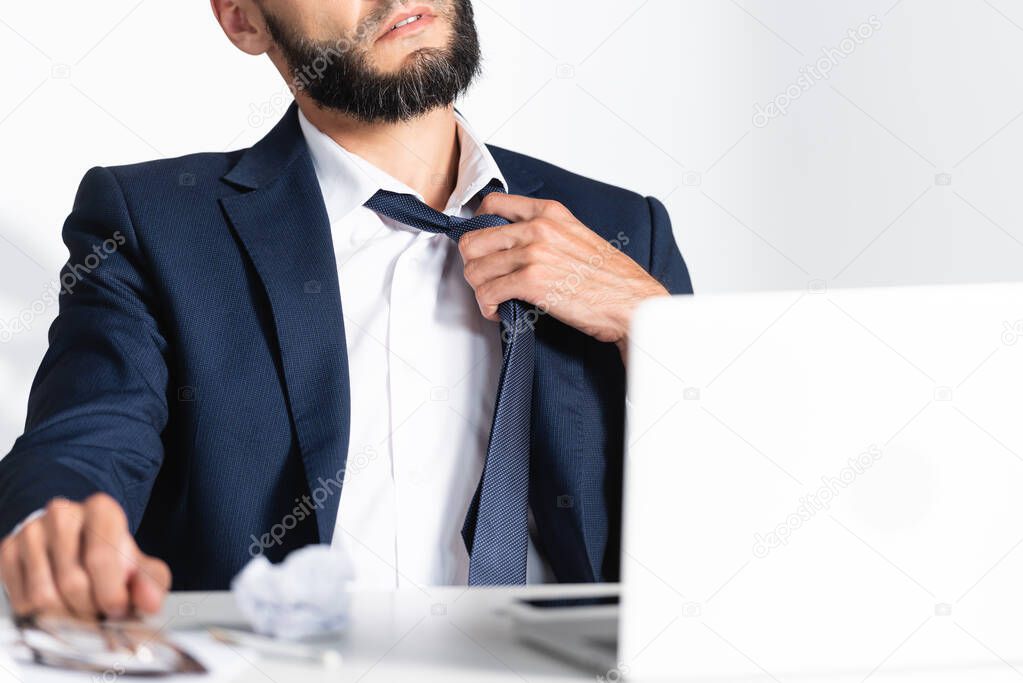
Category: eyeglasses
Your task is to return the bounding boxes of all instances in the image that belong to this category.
[15,613,206,676]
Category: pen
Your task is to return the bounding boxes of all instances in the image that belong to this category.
[207,627,343,669]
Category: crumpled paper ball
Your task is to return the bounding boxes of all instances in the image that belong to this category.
[231,544,354,640]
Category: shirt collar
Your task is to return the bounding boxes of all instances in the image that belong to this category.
[298,108,507,225]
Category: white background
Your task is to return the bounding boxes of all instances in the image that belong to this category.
[0,0,1021,451]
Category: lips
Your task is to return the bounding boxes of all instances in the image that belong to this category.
[377,6,435,41]
[391,14,424,30]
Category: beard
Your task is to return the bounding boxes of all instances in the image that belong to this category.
[262,0,482,124]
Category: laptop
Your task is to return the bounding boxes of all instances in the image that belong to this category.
[511,284,1023,680]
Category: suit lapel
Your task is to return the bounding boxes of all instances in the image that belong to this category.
[488,145,544,198]
[213,108,549,551]
[220,105,351,544]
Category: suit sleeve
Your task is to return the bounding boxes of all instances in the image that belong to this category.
[645,196,694,295]
[0,167,169,537]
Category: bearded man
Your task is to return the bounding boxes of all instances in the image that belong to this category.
[0,0,692,618]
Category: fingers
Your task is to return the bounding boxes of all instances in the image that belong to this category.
[19,520,66,615]
[474,266,550,321]
[477,194,570,224]
[44,499,96,617]
[0,494,169,620]
[460,220,582,322]
[462,246,539,290]
[469,193,664,351]
[459,217,577,263]
[130,555,171,615]
[0,532,27,615]
[81,494,134,618]
[466,196,578,260]
[458,223,527,262]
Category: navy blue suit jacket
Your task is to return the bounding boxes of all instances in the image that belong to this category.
[0,104,692,589]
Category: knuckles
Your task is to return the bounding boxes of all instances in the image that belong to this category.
[82,546,114,576]
[517,264,546,290]
[523,243,550,264]
[462,259,482,286]
[55,569,90,601]
[26,584,61,611]
[456,232,474,258]
[541,199,571,219]
[521,263,543,279]
[83,493,129,531]
[528,218,556,240]
[478,195,500,216]
[474,280,495,305]
[84,492,121,514]
[45,498,73,517]
[45,498,81,530]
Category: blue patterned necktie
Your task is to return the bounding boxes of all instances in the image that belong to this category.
[364,180,533,585]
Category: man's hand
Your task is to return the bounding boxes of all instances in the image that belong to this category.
[0,494,170,618]
[460,194,669,360]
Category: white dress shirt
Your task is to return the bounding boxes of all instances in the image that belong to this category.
[298,110,549,588]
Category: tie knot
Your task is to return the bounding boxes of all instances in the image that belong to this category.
[364,181,509,243]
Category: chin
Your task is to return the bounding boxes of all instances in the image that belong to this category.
[373,43,445,71]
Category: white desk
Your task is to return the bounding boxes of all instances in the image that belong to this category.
[6,586,1023,682]
[156,584,612,683]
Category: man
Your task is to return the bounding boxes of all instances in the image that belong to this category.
[0,0,692,618]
